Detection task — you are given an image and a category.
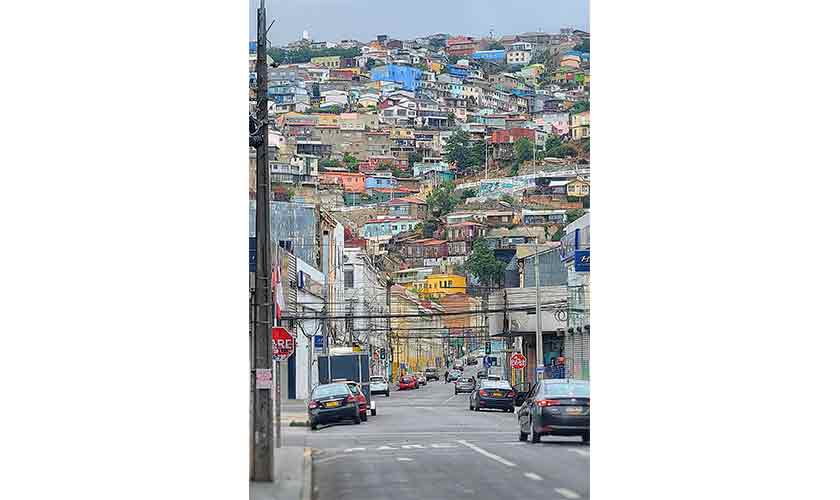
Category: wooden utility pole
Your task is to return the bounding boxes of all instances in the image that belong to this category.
[250,0,274,482]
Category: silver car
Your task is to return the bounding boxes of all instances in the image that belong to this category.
[454,377,476,394]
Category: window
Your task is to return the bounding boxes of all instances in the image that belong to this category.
[344,270,354,288]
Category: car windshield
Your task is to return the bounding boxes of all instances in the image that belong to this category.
[482,380,512,390]
[370,377,385,383]
[543,381,590,398]
[312,384,349,399]
[401,377,412,382]
[458,377,471,382]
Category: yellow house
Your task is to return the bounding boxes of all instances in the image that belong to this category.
[311,55,341,68]
[429,61,444,74]
[316,113,339,127]
[418,274,467,299]
[566,178,590,198]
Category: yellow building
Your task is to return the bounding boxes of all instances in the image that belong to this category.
[418,274,467,299]
[311,55,341,68]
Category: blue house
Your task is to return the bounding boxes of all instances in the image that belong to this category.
[370,64,422,91]
[471,50,506,62]
[446,65,469,79]
[364,173,397,189]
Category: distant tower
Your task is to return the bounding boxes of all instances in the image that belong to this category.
[302,30,310,40]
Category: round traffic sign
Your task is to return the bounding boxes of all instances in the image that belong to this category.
[510,352,527,369]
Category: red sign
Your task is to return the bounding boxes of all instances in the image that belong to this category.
[510,352,527,370]
[272,327,295,360]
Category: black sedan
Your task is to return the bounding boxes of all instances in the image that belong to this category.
[517,379,590,443]
[454,376,475,394]
[469,379,516,412]
[307,382,362,430]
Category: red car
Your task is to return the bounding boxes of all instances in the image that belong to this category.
[398,375,418,390]
[339,380,371,421]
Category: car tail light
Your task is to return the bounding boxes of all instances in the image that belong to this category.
[479,390,488,396]
[344,395,356,405]
[536,399,561,407]
[308,401,318,409]
[506,391,515,398]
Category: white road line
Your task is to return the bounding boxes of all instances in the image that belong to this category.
[443,393,458,403]
[396,457,413,462]
[570,449,590,457]
[524,472,543,481]
[344,447,366,452]
[402,444,425,449]
[456,440,517,467]
[430,443,456,448]
[555,487,581,499]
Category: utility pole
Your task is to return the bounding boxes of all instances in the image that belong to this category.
[533,136,544,381]
[251,0,274,482]
[386,279,393,382]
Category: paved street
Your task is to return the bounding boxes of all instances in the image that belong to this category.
[281,365,589,500]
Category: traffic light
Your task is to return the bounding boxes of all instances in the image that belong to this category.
[485,341,491,355]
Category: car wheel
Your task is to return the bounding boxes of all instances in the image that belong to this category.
[581,431,590,444]
[371,408,377,416]
[310,421,318,431]
[519,429,528,441]
[361,411,368,422]
[386,391,390,397]
[354,412,361,425]
[529,419,541,443]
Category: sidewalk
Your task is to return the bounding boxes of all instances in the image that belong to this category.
[276,399,309,427]
[249,447,313,500]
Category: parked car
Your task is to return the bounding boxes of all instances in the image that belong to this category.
[342,380,375,419]
[470,379,516,412]
[398,375,418,390]
[370,375,390,397]
[446,369,462,382]
[453,361,465,371]
[476,369,488,380]
[424,367,440,381]
[513,382,532,406]
[517,379,590,443]
[454,376,476,394]
[416,374,427,386]
[467,356,478,365]
[308,382,361,430]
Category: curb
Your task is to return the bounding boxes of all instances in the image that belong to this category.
[301,447,313,500]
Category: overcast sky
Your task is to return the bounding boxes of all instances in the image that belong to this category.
[249,0,589,47]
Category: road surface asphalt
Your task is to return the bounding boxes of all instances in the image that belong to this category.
[280,363,590,500]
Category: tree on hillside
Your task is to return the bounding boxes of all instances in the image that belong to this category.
[426,181,459,217]
[460,187,477,199]
[365,58,377,71]
[342,153,359,169]
[443,130,474,172]
[321,159,342,169]
[514,137,535,163]
[565,208,586,224]
[466,239,505,288]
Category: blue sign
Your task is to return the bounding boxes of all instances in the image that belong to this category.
[574,250,590,272]
[249,237,256,272]
[314,335,323,349]
[483,357,492,369]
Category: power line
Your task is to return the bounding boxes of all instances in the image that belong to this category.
[280,301,566,321]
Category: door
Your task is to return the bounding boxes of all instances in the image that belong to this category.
[518,383,539,431]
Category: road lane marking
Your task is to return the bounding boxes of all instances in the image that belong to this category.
[376,445,398,450]
[524,472,543,481]
[443,393,458,403]
[344,447,365,452]
[396,457,413,462]
[456,440,517,467]
[402,444,425,449]
[430,443,456,448]
[570,449,590,457]
[555,487,581,499]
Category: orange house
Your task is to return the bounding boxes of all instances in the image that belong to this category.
[320,171,365,193]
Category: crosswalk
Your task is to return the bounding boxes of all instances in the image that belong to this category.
[312,440,589,457]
